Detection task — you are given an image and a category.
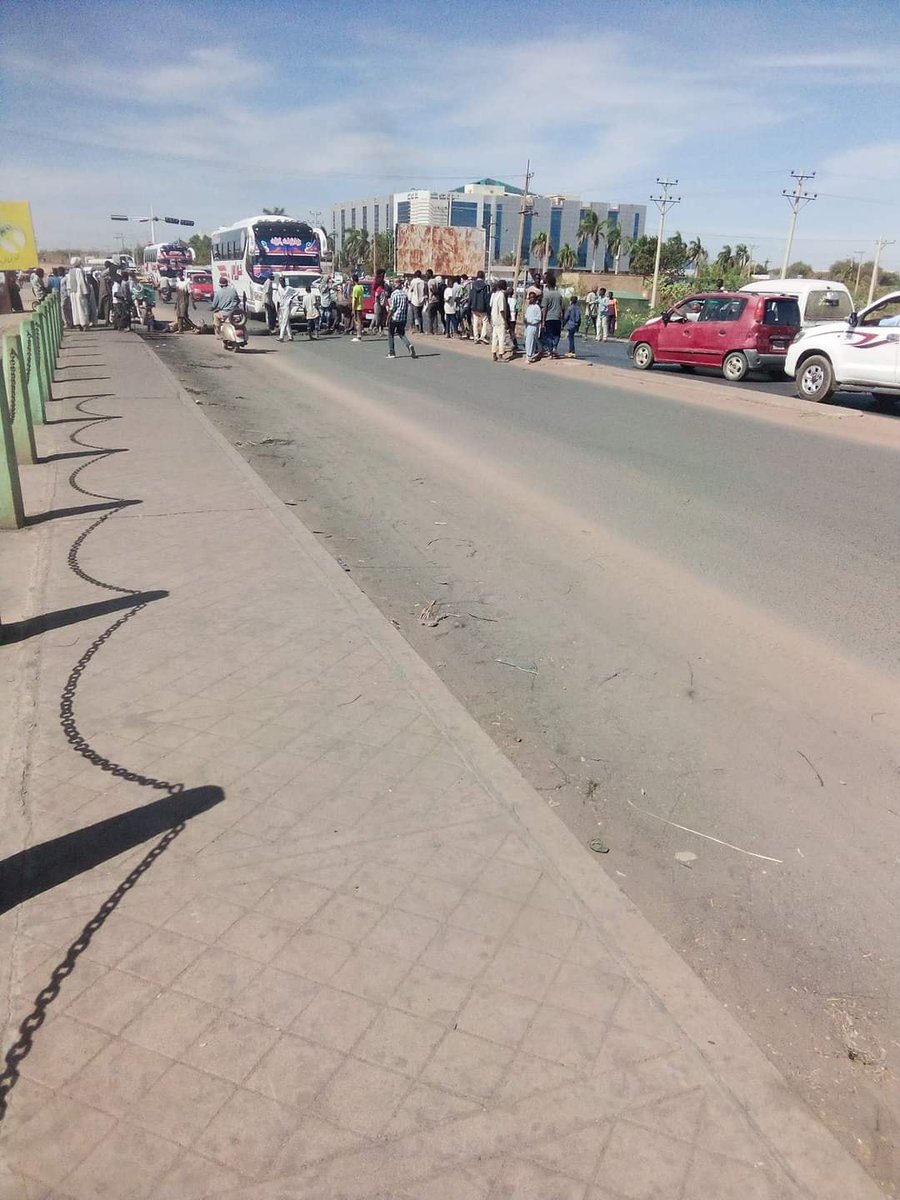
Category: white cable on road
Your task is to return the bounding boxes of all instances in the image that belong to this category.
[624,796,784,863]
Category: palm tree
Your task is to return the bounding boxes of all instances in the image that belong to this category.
[531,231,554,274]
[687,238,706,276]
[262,207,286,216]
[342,227,371,271]
[605,224,626,274]
[557,243,577,271]
[577,210,606,273]
[734,244,751,276]
[715,244,734,272]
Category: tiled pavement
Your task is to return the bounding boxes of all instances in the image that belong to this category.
[0,330,884,1199]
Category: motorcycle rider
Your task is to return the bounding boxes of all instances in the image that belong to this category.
[210,275,241,337]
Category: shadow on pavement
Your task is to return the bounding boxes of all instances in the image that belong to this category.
[25,498,140,525]
[1,589,167,645]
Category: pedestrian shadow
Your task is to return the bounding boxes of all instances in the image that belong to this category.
[1,588,166,645]
[25,498,140,526]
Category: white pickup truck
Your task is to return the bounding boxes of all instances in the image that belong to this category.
[784,291,900,404]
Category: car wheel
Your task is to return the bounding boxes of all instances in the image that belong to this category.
[722,351,749,382]
[796,354,834,403]
[632,342,654,370]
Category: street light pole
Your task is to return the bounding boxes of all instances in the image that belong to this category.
[511,159,533,332]
[780,171,816,279]
[853,250,865,295]
[649,178,680,310]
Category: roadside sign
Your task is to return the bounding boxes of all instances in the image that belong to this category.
[0,200,39,270]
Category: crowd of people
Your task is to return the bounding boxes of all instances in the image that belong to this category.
[27,260,155,332]
[257,267,617,365]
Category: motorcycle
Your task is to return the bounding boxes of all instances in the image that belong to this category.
[218,310,248,352]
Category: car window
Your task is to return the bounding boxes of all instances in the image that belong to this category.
[860,297,900,327]
[700,298,746,322]
[805,290,852,322]
[763,299,801,326]
[673,298,705,321]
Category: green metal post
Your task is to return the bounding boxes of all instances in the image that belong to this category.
[19,318,48,426]
[35,306,54,406]
[2,333,38,466]
[0,360,25,529]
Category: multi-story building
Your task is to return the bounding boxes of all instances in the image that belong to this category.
[329,179,646,271]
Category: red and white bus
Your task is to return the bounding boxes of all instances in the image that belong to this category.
[142,241,194,297]
[210,214,327,316]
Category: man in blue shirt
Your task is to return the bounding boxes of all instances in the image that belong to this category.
[210,276,241,335]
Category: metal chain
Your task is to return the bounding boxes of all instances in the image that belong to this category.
[23,328,33,383]
[6,354,17,423]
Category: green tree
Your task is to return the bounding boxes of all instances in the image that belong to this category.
[500,251,516,266]
[734,243,751,273]
[188,233,211,265]
[786,260,815,277]
[557,243,577,271]
[577,211,606,273]
[342,228,371,271]
[262,207,286,215]
[606,223,630,274]
[715,244,735,272]
[629,232,691,282]
[687,238,707,275]
[531,231,553,273]
[373,231,394,272]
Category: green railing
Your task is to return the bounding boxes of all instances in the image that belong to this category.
[0,292,63,529]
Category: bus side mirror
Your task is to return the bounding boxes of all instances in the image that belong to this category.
[848,311,859,327]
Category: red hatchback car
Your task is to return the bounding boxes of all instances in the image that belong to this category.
[629,291,801,381]
[186,269,213,303]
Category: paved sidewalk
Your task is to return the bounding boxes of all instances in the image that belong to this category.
[0,330,884,1199]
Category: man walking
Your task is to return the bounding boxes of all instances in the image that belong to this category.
[275,275,298,341]
[386,281,417,360]
[470,270,491,344]
[490,280,509,361]
[301,284,320,339]
[407,269,426,333]
[262,272,277,334]
[351,274,365,341]
[173,273,198,333]
[540,271,564,358]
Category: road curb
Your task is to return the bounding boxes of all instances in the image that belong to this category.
[132,334,886,1199]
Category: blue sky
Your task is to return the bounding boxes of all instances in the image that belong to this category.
[2,0,898,270]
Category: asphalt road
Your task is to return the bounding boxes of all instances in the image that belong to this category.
[148,314,900,1194]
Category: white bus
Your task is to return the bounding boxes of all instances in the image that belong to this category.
[142,241,194,297]
[210,214,327,316]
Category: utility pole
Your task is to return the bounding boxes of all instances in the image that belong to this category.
[511,160,533,331]
[780,171,816,278]
[867,237,896,306]
[853,249,865,295]
[649,178,680,310]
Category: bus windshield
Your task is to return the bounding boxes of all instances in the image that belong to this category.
[251,221,320,280]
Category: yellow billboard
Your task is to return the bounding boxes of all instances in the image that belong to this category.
[0,201,39,271]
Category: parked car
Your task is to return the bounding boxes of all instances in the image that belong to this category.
[740,278,853,328]
[629,292,802,381]
[784,290,900,404]
[185,268,213,303]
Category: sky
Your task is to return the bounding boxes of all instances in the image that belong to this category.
[2,0,899,271]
